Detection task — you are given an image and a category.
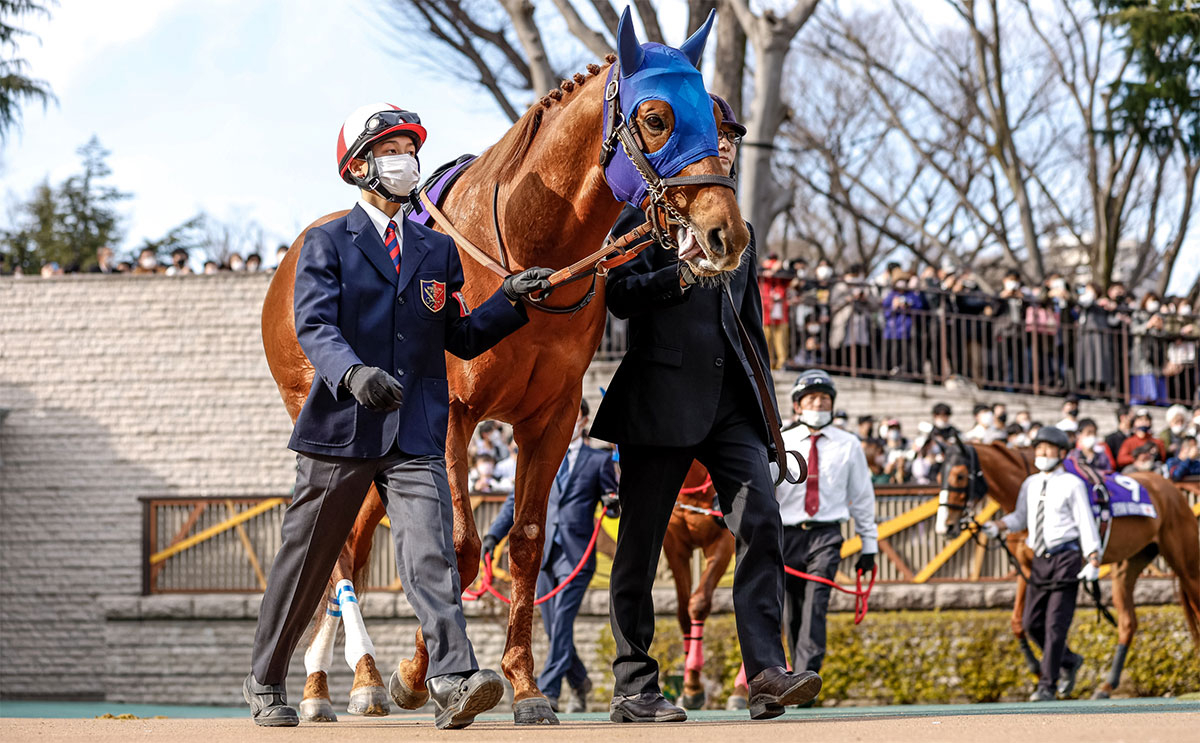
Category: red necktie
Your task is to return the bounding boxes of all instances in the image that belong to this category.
[384,221,400,273]
[805,432,821,516]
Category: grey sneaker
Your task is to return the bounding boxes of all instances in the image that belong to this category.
[243,673,299,727]
[1029,687,1056,702]
[566,677,592,713]
[427,670,504,730]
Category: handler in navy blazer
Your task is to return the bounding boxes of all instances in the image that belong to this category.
[483,399,618,710]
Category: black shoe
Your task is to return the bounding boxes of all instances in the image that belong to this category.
[426,670,504,730]
[566,677,592,713]
[609,692,687,723]
[243,673,299,727]
[1057,653,1083,697]
[544,695,560,713]
[1029,687,1055,702]
[747,667,822,720]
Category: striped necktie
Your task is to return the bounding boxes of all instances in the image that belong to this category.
[1034,479,1047,556]
[384,220,400,274]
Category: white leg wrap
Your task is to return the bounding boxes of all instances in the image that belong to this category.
[336,579,376,671]
[304,601,339,678]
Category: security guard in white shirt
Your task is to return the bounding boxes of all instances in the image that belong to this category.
[983,425,1101,701]
[776,370,878,674]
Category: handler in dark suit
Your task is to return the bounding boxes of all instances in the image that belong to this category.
[482,398,620,713]
[590,95,820,723]
[244,103,553,729]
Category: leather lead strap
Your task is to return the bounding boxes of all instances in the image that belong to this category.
[724,285,807,486]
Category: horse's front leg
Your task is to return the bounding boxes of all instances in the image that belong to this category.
[662,514,697,707]
[501,411,577,725]
[340,488,390,716]
[391,406,479,709]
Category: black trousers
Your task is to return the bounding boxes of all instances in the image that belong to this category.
[781,524,843,673]
[609,378,787,696]
[1022,547,1081,692]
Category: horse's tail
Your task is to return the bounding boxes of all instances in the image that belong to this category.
[1159,482,1200,648]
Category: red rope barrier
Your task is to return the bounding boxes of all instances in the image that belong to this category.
[463,517,605,606]
[784,565,878,624]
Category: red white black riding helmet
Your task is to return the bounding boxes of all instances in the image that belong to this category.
[336,102,427,184]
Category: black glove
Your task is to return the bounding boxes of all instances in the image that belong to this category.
[502,267,554,301]
[856,552,876,574]
[601,494,621,519]
[345,365,404,412]
[481,534,498,561]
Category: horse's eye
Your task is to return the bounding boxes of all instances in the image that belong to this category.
[644,114,666,132]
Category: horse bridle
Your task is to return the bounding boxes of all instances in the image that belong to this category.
[598,60,737,253]
[938,438,986,516]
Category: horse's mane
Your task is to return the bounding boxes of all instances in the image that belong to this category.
[469,57,614,186]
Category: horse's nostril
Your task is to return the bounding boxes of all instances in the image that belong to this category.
[707,228,725,256]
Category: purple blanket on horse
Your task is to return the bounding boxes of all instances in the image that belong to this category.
[1062,459,1158,519]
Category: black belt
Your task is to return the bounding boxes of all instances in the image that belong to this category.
[1040,540,1081,557]
[788,520,841,531]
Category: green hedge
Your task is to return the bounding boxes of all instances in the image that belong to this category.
[593,606,1199,706]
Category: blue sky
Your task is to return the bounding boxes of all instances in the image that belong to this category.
[1,0,1196,291]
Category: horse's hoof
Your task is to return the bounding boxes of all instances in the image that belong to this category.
[1091,687,1111,700]
[513,696,560,725]
[388,670,430,710]
[299,697,337,722]
[679,690,706,710]
[347,685,390,716]
[725,694,748,711]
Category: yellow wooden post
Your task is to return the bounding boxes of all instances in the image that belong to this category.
[913,500,1001,583]
[150,498,286,565]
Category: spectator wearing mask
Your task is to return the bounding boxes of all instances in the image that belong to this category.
[909,435,944,485]
[133,247,163,275]
[991,402,1009,440]
[275,244,289,268]
[856,415,882,447]
[203,260,220,275]
[1124,443,1165,475]
[1166,436,1200,480]
[1069,418,1114,473]
[1025,286,1061,388]
[759,253,792,370]
[1105,404,1133,460]
[88,246,118,274]
[1075,282,1114,395]
[930,403,955,439]
[468,453,512,493]
[1164,301,1198,402]
[1102,282,1134,391]
[880,419,909,482]
[996,269,1029,388]
[950,271,992,383]
[1116,409,1166,469]
[166,248,192,276]
[1055,395,1080,433]
[832,410,849,430]
[1015,409,1033,432]
[1006,423,1030,448]
[862,439,890,485]
[472,421,511,463]
[828,263,875,371]
[965,403,1004,443]
[1160,404,1190,458]
[882,273,926,377]
[1129,293,1168,405]
[246,253,263,272]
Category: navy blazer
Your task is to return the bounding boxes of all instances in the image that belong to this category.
[288,204,528,458]
[589,205,777,449]
[486,443,618,570]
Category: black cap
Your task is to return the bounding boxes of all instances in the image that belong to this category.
[973,403,991,415]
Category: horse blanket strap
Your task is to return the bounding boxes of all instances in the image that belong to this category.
[409,155,476,226]
[418,190,512,280]
[723,285,806,486]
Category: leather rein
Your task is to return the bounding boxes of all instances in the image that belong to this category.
[416,59,735,315]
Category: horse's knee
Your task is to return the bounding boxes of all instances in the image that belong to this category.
[688,594,712,621]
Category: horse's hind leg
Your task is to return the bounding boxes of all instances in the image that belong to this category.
[1008,536,1041,676]
[662,517,697,708]
[341,489,390,716]
[300,600,340,722]
[1092,549,1154,699]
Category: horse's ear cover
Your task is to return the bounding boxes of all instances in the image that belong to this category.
[679,9,716,68]
[617,7,645,77]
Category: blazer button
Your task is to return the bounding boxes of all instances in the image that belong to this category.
[398,296,405,305]
[396,369,405,377]
[396,333,405,342]
[714,358,724,368]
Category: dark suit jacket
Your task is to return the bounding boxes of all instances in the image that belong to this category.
[289,204,528,458]
[589,205,776,449]
[486,443,618,570]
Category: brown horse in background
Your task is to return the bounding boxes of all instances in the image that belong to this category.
[936,441,1200,698]
[662,460,736,710]
[260,52,750,723]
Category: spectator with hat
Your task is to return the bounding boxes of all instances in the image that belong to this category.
[1160,404,1191,458]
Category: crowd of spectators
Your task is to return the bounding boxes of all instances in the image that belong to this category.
[808,399,1200,486]
[758,256,1199,407]
[7,244,291,278]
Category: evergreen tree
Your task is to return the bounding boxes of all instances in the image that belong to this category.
[0,0,55,141]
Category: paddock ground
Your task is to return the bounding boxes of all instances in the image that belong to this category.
[2,698,1197,743]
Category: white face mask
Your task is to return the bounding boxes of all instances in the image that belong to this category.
[230,259,245,272]
[1079,291,1095,306]
[979,412,994,427]
[1004,280,1019,291]
[816,265,833,280]
[1079,436,1097,451]
[139,256,157,270]
[1171,423,1185,435]
[801,410,832,429]
[1035,456,1059,472]
[1051,279,1066,291]
[1146,301,1161,314]
[376,153,420,197]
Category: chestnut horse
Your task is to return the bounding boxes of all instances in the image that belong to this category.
[935,441,1200,698]
[260,19,748,726]
[662,460,735,710]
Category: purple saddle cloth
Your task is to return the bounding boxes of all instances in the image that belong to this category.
[1063,458,1158,519]
[407,155,477,227]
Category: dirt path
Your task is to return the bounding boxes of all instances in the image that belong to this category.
[4,704,1197,743]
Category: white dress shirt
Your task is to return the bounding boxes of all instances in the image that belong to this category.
[357,197,403,259]
[775,424,879,554]
[1001,468,1101,558]
[964,424,1005,444]
[563,437,583,479]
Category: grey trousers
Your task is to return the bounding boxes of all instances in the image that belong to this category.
[250,449,477,685]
